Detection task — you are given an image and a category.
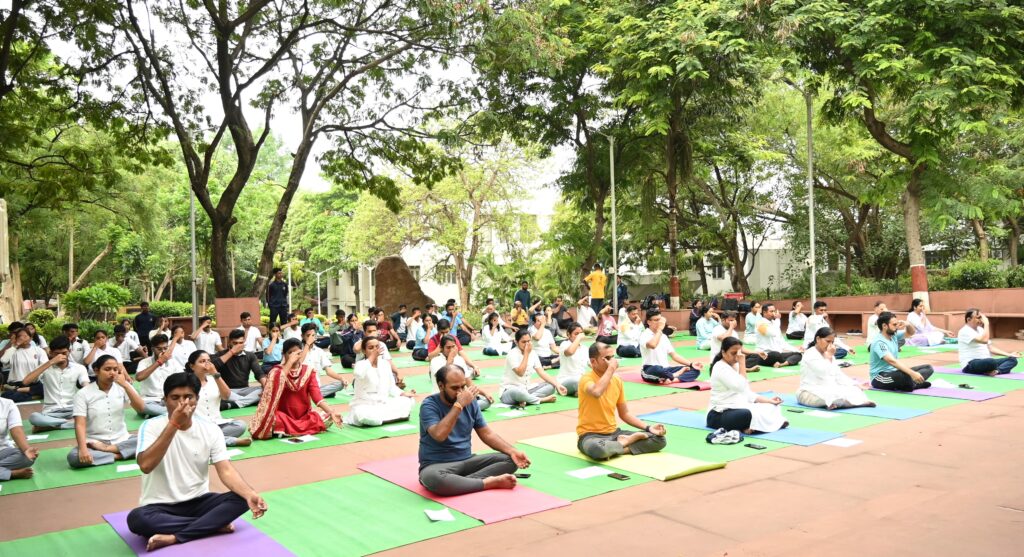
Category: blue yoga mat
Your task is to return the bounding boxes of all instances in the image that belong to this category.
[639,409,843,446]
[772,393,929,420]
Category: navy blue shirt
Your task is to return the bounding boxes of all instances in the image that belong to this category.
[514,288,531,310]
[267,279,289,307]
[418,393,485,469]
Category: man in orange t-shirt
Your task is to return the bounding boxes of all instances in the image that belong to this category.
[576,342,667,460]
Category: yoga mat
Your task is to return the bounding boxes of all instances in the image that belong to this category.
[932,373,1024,393]
[639,409,843,446]
[102,511,294,557]
[859,390,967,411]
[0,524,135,557]
[888,386,1003,401]
[659,425,788,461]
[509,445,651,500]
[358,454,570,523]
[518,431,726,481]
[619,371,710,390]
[774,393,929,420]
[934,366,1024,380]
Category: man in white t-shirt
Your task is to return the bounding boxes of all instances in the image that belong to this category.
[528,313,561,369]
[556,324,589,395]
[752,304,803,368]
[168,326,198,368]
[575,298,598,333]
[112,325,144,374]
[235,312,263,353]
[135,334,185,417]
[616,305,645,358]
[128,372,267,552]
[191,316,223,355]
[0,327,48,400]
[708,311,766,370]
[958,309,1021,376]
[429,335,492,410]
[0,396,38,480]
[300,324,346,397]
[802,301,855,359]
[24,336,90,432]
[638,311,702,384]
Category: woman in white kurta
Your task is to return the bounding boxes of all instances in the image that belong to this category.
[906,299,951,347]
[706,337,787,433]
[481,313,512,356]
[345,337,414,427]
[797,328,875,410]
[556,324,589,396]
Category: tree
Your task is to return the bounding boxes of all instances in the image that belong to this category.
[765,0,1024,298]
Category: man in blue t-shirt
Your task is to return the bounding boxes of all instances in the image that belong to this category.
[869,311,934,391]
[418,365,530,496]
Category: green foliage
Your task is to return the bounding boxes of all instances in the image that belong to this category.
[947,258,1006,291]
[42,319,66,341]
[1006,266,1024,288]
[26,309,56,328]
[61,283,132,320]
[76,320,114,340]
[147,301,195,317]
[0,325,8,338]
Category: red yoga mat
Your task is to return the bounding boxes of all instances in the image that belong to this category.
[619,371,711,390]
[358,454,570,524]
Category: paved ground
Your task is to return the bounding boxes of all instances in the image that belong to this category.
[3,337,1023,556]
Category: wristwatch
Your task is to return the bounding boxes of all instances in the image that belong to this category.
[211,372,222,379]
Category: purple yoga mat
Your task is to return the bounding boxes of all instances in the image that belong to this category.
[935,366,1024,380]
[104,510,294,556]
[870,386,1003,401]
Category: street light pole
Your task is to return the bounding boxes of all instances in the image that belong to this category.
[312,268,335,316]
[805,88,817,307]
[609,135,618,312]
[190,190,198,329]
[286,262,293,311]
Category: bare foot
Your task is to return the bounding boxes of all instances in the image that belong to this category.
[985,370,998,377]
[86,440,119,453]
[827,403,838,410]
[11,468,33,479]
[233,438,253,447]
[774,362,784,368]
[862,401,877,408]
[482,473,517,490]
[616,431,649,448]
[747,365,760,373]
[217,523,236,534]
[147,534,178,551]
[539,395,556,403]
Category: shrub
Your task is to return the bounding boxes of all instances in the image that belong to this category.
[0,324,8,338]
[62,282,133,320]
[946,258,1005,290]
[1006,265,1024,288]
[115,313,136,324]
[77,320,113,340]
[42,318,66,340]
[147,301,195,317]
[26,308,56,328]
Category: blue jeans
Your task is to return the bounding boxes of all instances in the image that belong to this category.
[963,357,1018,375]
[640,365,699,384]
[591,297,605,316]
[835,347,848,359]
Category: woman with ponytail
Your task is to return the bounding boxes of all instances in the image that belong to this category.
[706,337,787,434]
[185,351,251,446]
[796,328,875,410]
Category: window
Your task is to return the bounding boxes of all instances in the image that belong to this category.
[349,269,359,287]
[711,264,725,280]
[435,265,456,284]
[409,265,421,281]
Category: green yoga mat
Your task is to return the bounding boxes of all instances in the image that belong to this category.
[0,523,134,557]
[659,424,788,461]
[251,473,480,556]
[933,373,1024,393]
[511,445,651,500]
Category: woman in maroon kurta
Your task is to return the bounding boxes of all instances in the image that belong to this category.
[251,336,343,439]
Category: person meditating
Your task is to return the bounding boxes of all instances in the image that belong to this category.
[0,396,38,481]
[707,338,787,434]
[616,305,644,358]
[905,298,953,347]
[752,304,803,368]
[24,335,90,432]
[869,312,934,391]
[797,328,875,410]
[957,309,1021,376]
[577,342,667,460]
[482,312,513,356]
[429,335,492,411]
[185,351,252,447]
[418,364,530,496]
[127,372,267,551]
[639,311,702,384]
[557,323,589,396]
[68,355,147,468]
[250,338,343,439]
[499,329,566,406]
[345,336,415,427]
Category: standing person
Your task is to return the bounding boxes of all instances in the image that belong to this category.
[266,268,290,328]
[906,299,953,347]
[557,323,588,396]
[958,309,1021,376]
[639,311,702,384]
[694,306,720,350]
[418,364,529,496]
[136,334,185,417]
[616,276,628,310]
[192,316,223,355]
[213,330,266,409]
[345,336,415,427]
[68,355,147,468]
[25,336,90,432]
[513,281,532,312]
[708,311,765,371]
[706,337,788,434]
[797,327,875,410]
[235,313,263,354]
[803,302,855,360]
[616,305,644,358]
[250,339,343,438]
[751,304,804,368]
[786,301,807,340]
[869,312,934,391]
[576,342,668,460]
[583,263,608,316]
[742,301,763,345]
[134,302,158,350]
[0,395,38,481]
[499,329,566,406]
[185,351,251,447]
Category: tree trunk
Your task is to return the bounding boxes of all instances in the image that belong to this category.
[903,165,929,296]
[453,252,469,310]
[0,235,24,322]
[1008,216,1021,265]
[970,219,989,260]
[664,97,686,309]
[67,242,113,292]
[844,240,853,288]
[696,255,708,295]
[209,216,237,297]
[154,269,174,301]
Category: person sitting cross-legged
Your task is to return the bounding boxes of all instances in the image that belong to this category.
[797,327,875,410]
[577,342,667,460]
[752,304,803,368]
[869,312,934,392]
[429,335,492,411]
[345,336,415,427]
[707,338,788,434]
[958,309,1021,376]
[185,351,252,447]
[557,323,589,396]
[250,338,344,438]
[418,364,530,496]
[24,335,90,432]
[0,396,38,481]
[127,372,268,552]
[694,306,720,350]
[68,355,148,468]
[499,329,567,407]
[639,311,703,384]
[135,334,184,418]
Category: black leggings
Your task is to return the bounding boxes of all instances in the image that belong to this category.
[871,364,934,392]
[340,354,356,369]
[753,351,802,367]
[411,348,428,361]
[706,408,752,431]
[617,345,641,358]
[595,335,617,345]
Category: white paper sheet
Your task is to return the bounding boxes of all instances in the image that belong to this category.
[930,379,957,389]
[424,508,455,522]
[823,438,863,448]
[499,410,527,418]
[566,466,611,479]
[225,448,245,457]
[116,463,140,473]
[26,434,49,440]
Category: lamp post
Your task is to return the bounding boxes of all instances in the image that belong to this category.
[189,190,198,329]
[596,131,619,311]
[805,88,817,307]
[311,267,335,316]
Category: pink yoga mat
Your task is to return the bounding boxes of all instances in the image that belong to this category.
[870,386,1002,401]
[935,366,1024,380]
[103,510,294,556]
[358,454,570,524]
[619,371,710,390]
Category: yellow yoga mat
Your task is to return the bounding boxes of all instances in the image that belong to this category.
[519,431,726,481]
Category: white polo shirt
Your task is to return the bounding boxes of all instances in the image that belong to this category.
[136,357,184,401]
[137,415,229,505]
[0,397,21,449]
[1,345,48,382]
[557,340,589,383]
[638,329,672,367]
[41,362,89,410]
[194,330,222,354]
[72,382,131,443]
[236,325,263,352]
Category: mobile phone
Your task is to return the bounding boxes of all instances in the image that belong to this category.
[786,409,804,413]
[744,443,767,450]
[958,383,975,390]
[607,472,630,481]
[515,473,531,479]
[286,438,304,444]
